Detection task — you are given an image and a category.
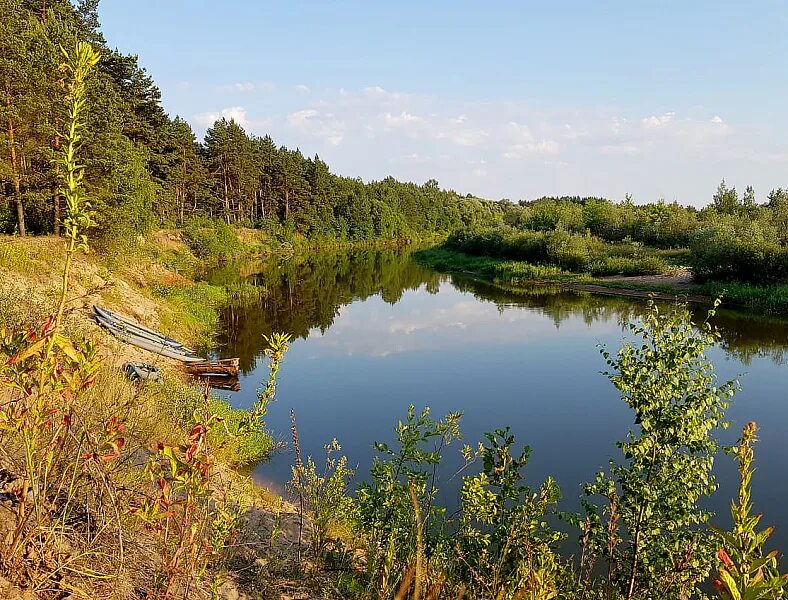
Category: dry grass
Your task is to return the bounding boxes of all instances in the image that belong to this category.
[0,233,300,599]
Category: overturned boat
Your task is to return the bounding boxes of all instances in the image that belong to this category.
[93,305,241,382]
[93,304,204,362]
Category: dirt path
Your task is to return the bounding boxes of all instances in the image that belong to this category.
[565,268,714,304]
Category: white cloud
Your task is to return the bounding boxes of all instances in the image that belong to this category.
[384,111,424,127]
[295,84,311,94]
[642,111,676,129]
[187,82,779,204]
[286,108,345,145]
[217,81,276,93]
[502,140,560,159]
[193,106,249,127]
[599,144,640,155]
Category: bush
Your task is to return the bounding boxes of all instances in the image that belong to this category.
[588,255,669,276]
[182,218,244,263]
[444,226,670,277]
[691,221,787,283]
[544,229,591,271]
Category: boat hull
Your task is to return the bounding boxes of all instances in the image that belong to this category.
[95,313,204,362]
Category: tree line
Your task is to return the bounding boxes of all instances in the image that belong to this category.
[1,0,501,243]
[478,181,788,284]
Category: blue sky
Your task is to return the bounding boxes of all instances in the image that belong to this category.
[99,1,788,205]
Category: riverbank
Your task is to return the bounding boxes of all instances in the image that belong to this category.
[0,233,279,457]
[0,232,340,598]
[0,232,464,598]
[414,247,788,316]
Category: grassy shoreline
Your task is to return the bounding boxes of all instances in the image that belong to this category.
[414,247,788,317]
[0,233,277,466]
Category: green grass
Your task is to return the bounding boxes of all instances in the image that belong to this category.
[700,281,788,316]
[587,255,669,276]
[414,248,587,283]
[208,398,277,466]
[159,375,275,467]
[0,286,53,331]
[416,248,565,280]
[0,238,64,275]
[151,281,264,350]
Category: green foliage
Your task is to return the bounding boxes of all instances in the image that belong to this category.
[289,439,356,565]
[356,405,462,596]
[206,398,275,466]
[578,300,737,599]
[241,332,290,433]
[181,217,244,263]
[450,190,788,291]
[712,422,788,600]
[455,428,562,600]
[691,220,787,284]
[700,282,788,316]
[444,226,670,276]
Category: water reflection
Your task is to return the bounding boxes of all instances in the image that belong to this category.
[211,247,788,369]
[211,248,442,373]
[206,247,788,551]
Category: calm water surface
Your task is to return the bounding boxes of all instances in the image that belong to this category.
[206,247,788,550]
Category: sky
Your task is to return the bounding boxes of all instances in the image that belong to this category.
[98,1,788,206]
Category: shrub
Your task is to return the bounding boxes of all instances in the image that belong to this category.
[712,422,788,600]
[182,218,244,263]
[576,300,737,600]
[455,428,562,599]
[588,255,669,276]
[691,221,787,283]
[544,229,591,271]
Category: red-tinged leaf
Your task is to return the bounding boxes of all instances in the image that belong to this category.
[188,424,207,441]
[185,442,197,462]
[7,337,48,364]
[712,578,725,594]
[41,315,56,335]
[718,548,735,570]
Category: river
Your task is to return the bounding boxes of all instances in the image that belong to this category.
[205,246,788,551]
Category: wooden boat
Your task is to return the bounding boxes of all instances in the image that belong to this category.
[94,311,205,362]
[93,305,194,353]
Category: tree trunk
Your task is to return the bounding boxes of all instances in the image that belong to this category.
[625,442,659,600]
[179,146,187,225]
[222,164,230,224]
[5,82,25,236]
